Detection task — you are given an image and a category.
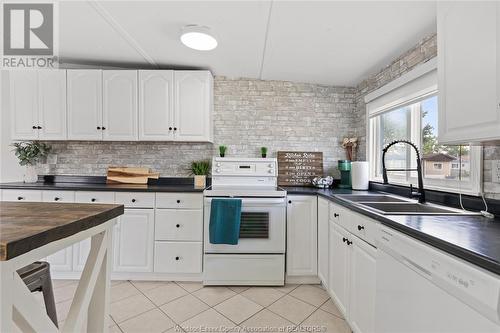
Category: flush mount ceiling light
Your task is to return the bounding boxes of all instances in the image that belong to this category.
[180,25,218,51]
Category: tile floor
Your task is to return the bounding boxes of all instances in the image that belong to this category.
[49,280,351,333]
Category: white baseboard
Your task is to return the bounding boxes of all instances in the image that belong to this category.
[285,275,321,284]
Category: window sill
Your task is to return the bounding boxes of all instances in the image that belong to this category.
[370,178,480,196]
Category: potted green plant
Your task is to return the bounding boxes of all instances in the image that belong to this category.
[11,141,51,183]
[260,147,268,158]
[219,145,227,158]
[191,160,211,188]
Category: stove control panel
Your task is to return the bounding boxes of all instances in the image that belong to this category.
[212,157,277,177]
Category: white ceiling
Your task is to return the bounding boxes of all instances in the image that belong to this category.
[59,1,437,86]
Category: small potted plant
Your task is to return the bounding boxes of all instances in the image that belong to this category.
[191,160,211,188]
[11,141,51,183]
[261,147,268,158]
[219,145,227,158]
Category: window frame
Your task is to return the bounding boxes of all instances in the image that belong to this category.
[365,60,482,196]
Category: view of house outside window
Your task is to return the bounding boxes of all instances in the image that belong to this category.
[370,94,478,193]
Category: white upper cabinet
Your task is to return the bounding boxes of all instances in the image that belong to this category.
[67,70,103,140]
[10,71,38,140]
[174,71,213,142]
[438,1,500,144]
[10,70,66,140]
[103,71,138,141]
[38,70,67,140]
[138,70,174,141]
[286,195,318,277]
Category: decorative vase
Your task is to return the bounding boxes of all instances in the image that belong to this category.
[194,175,207,188]
[24,165,38,183]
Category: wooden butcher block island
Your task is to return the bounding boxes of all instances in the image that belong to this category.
[0,202,124,333]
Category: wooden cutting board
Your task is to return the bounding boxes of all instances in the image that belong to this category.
[107,167,160,184]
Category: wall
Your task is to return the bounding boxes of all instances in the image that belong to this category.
[27,79,357,178]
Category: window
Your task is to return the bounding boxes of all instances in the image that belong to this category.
[367,64,481,194]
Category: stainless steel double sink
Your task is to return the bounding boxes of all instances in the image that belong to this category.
[338,194,479,216]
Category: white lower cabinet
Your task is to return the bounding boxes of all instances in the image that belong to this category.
[317,197,330,287]
[349,235,376,333]
[328,223,350,316]
[286,195,318,277]
[113,209,154,273]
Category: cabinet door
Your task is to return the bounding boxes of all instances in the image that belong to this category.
[10,71,38,140]
[349,238,377,333]
[329,223,350,317]
[113,209,154,272]
[438,1,500,144]
[138,70,174,141]
[44,191,75,272]
[103,70,138,141]
[38,70,67,140]
[174,71,213,142]
[286,195,318,276]
[317,197,329,286]
[67,70,103,140]
[72,238,91,271]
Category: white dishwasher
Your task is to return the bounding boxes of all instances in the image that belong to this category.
[375,226,500,333]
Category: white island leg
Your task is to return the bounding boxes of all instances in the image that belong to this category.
[0,261,14,333]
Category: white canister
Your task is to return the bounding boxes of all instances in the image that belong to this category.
[351,161,369,190]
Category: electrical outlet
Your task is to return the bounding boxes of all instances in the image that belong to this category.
[492,160,500,184]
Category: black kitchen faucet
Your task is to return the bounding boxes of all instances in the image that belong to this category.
[382,140,426,204]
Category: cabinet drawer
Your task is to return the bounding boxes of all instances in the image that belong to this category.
[154,242,202,273]
[42,191,75,203]
[115,192,155,208]
[329,202,346,223]
[156,193,202,209]
[348,212,378,246]
[1,189,42,202]
[75,191,115,204]
[155,209,203,241]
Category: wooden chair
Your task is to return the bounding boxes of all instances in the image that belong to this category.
[17,261,58,327]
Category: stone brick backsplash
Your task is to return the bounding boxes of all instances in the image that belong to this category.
[37,32,499,197]
[39,79,358,177]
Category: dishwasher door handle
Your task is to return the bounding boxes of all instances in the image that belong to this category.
[402,257,432,278]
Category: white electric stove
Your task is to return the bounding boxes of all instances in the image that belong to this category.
[203,157,287,286]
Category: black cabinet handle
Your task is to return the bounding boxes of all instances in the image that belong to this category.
[173,127,177,131]
[176,199,181,204]
[91,198,96,202]
[334,213,339,217]
[54,197,60,201]
[169,127,173,131]
[102,127,106,130]
[175,256,180,261]
[17,196,24,201]
[342,237,347,243]
[176,224,180,228]
[32,126,37,129]
[131,199,136,203]
[37,126,42,129]
[347,240,353,245]
[97,126,101,130]
[288,200,292,204]
[357,225,365,231]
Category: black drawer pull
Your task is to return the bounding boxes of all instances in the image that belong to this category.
[102,126,106,130]
[174,127,177,131]
[346,240,352,245]
[176,199,181,203]
[37,126,42,129]
[288,200,292,204]
[175,256,180,261]
[97,126,101,130]
[357,225,365,231]
[54,197,60,201]
[32,125,37,129]
[17,196,24,201]
[91,198,96,202]
[169,127,173,130]
[334,213,339,217]
[131,199,136,203]
[342,237,347,243]
[176,224,180,228]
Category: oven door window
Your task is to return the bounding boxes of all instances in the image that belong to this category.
[239,212,269,239]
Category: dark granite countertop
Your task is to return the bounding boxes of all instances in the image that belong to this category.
[0,181,205,192]
[284,186,500,276]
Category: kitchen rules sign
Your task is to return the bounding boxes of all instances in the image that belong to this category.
[277,151,323,186]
